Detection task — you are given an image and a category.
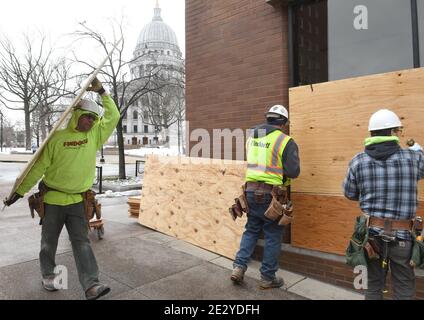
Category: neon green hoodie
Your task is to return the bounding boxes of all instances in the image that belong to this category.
[16,95,120,205]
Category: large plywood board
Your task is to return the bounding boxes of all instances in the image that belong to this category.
[138,155,247,259]
[289,67,424,199]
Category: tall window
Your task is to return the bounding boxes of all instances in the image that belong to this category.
[123,125,127,133]
[133,110,138,119]
[144,125,149,133]
[292,0,418,85]
[134,125,138,133]
[143,111,149,120]
[419,0,424,65]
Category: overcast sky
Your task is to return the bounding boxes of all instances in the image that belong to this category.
[0,0,185,123]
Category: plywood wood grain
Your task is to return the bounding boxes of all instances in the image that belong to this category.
[291,193,424,255]
[138,155,247,259]
[291,193,360,255]
[289,67,424,199]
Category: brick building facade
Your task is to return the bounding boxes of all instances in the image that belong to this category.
[186,0,424,299]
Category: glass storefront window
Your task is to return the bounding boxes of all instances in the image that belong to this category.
[328,0,413,81]
[293,0,416,85]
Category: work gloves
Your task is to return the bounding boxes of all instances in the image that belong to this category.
[410,143,423,152]
[87,77,105,95]
[4,192,23,207]
[407,139,423,152]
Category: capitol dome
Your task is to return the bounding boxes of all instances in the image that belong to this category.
[135,3,181,55]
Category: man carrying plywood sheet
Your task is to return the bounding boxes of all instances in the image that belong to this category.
[231,105,300,290]
[343,109,424,300]
[4,78,120,300]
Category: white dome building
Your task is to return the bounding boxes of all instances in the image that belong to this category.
[122,1,185,150]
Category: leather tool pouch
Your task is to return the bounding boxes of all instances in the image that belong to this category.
[28,192,45,221]
[229,185,249,221]
[264,197,283,221]
[278,202,294,226]
[264,185,293,225]
[28,181,50,223]
[82,190,101,221]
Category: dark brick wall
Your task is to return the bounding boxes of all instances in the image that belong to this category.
[186,0,289,159]
[253,247,424,300]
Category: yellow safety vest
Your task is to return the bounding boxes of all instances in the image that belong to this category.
[245,130,292,186]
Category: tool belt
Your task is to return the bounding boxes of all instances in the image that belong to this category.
[368,216,416,232]
[263,184,293,226]
[28,181,101,224]
[229,184,249,221]
[245,181,274,193]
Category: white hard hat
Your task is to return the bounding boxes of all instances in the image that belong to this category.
[76,99,103,117]
[368,109,402,131]
[266,104,289,119]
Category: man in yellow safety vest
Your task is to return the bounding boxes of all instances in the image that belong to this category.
[231,105,300,289]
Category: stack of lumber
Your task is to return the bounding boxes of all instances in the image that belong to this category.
[127,196,141,218]
[138,155,247,259]
[289,67,424,255]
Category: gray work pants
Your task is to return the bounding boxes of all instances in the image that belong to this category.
[366,236,415,300]
[40,202,99,291]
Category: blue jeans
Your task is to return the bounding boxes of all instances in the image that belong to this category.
[233,191,284,280]
[40,202,100,291]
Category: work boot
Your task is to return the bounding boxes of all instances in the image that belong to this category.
[230,266,245,284]
[85,283,111,300]
[42,276,59,292]
[259,276,284,290]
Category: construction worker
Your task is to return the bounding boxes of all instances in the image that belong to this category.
[4,78,120,300]
[231,105,300,289]
[343,109,424,300]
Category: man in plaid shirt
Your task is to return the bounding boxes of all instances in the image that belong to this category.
[343,109,424,300]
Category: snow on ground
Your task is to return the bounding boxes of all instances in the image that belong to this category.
[103,176,142,186]
[0,148,33,154]
[96,189,141,198]
[124,146,181,157]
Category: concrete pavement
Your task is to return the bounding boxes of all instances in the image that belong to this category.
[0,158,364,300]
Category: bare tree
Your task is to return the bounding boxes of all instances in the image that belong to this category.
[31,58,77,144]
[0,35,47,150]
[0,34,76,150]
[141,67,185,150]
[73,20,166,179]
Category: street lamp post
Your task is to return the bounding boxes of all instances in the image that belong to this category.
[100,145,105,163]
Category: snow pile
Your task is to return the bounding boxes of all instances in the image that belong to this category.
[125,146,181,157]
[96,189,141,198]
[103,176,141,186]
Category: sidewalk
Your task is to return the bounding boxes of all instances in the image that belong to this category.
[0,191,364,300]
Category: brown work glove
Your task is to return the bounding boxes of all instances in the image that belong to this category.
[4,192,23,207]
[87,77,105,94]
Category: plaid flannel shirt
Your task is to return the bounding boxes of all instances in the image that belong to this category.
[343,149,424,240]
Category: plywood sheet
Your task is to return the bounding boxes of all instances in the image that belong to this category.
[291,193,424,255]
[138,155,247,259]
[289,67,424,199]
